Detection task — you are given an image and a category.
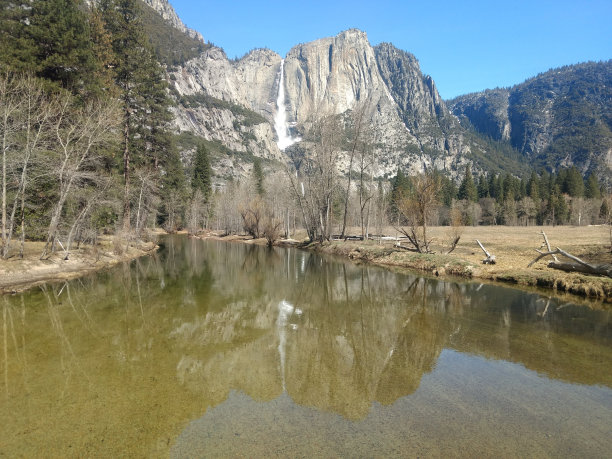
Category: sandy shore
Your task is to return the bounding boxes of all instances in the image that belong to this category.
[0,238,158,294]
[199,225,612,304]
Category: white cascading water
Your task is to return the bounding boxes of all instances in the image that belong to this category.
[274,59,300,151]
[276,299,302,391]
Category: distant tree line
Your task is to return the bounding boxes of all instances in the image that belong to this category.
[390,165,610,229]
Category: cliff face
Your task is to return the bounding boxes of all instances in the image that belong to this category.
[141,0,204,41]
[169,28,491,179]
[282,30,425,174]
[449,61,612,174]
[168,27,530,179]
[447,89,511,142]
[169,46,285,179]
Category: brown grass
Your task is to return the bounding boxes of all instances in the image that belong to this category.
[0,236,158,294]
[312,225,612,304]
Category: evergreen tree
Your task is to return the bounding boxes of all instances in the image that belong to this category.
[100,0,172,229]
[436,171,457,207]
[192,144,212,201]
[539,170,552,202]
[502,173,519,202]
[477,174,489,199]
[584,173,601,199]
[527,171,540,201]
[557,166,584,197]
[600,198,610,222]
[0,1,38,73]
[519,178,527,199]
[28,0,97,95]
[88,5,117,96]
[550,186,569,225]
[389,168,411,223]
[457,165,477,202]
[252,158,265,196]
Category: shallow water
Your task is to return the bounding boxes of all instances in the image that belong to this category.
[1,236,611,457]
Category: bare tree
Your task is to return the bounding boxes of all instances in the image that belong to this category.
[445,206,463,254]
[239,197,264,238]
[373,180,389,241]
[0,73,22,254]
[261,214,283,247]
[41,95,120,258]
[340,104,367,238]
[357,136,376,240]
[185,189,208,235]
[134,168,159,234]
[288,114,341,242]
[2,76,55,258]
[396,172,440,253]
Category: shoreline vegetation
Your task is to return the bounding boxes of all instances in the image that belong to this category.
[0,235,159,294]
[1,225,609,305]
[198,225,612,305]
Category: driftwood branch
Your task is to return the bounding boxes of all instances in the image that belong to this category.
[476,239,496,264]
[446,236,460,254]
[540,231,559,262]
[528,247,612,278]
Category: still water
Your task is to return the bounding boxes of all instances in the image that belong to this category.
[1,236,611,457]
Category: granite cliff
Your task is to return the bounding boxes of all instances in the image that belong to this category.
[169,28,515,179]
[139,0,609,181]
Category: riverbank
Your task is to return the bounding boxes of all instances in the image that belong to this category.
[200,226,612,304]
[0,237,159,294]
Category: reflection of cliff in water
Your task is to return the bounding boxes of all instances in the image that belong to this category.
[137,238,612,414]
[2,236,611,450]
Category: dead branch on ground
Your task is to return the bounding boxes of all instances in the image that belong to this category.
[528,247,612,278]
[476,239,496,264]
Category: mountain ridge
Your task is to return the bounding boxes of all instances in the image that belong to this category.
[448,60,612,176]
[144,0,609,181]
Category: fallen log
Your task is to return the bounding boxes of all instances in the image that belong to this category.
[476,239,496,264]
[528,247,612,278]
[547,261,612,277]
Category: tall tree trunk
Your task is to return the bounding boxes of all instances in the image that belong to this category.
[1,136,6,254]
[123,110,131,231]
[18,193,25,258]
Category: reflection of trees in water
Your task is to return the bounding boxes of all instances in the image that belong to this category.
[1,236,611,433]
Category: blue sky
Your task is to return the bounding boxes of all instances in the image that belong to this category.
[170,0,612,99]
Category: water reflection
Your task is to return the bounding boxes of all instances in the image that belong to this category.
[0,236,610,456]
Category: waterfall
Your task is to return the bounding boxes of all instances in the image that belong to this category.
[274,59,300,151]
[276,299,301,391]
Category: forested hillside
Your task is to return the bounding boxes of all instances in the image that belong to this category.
[449,61,612,177]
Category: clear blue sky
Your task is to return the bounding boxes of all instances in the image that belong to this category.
[170,0,612,99]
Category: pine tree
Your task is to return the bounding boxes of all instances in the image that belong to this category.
[457,165,477,202]
[28,0,98,95]
[192,144,212,201]
[88,5,117,97]
[550,186,569,225]
[0,2,38,73]
[600,198,610,222]
[100,0,172,229]
[477,174,489,199]
[435,170,456,207]
[565,166,584,197]
[527,171,540,201]
[252,158,265,196]
[389,168,411,222]
[585,173,601,199]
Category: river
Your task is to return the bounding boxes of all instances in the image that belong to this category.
[1,235,610,456]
